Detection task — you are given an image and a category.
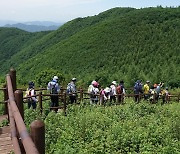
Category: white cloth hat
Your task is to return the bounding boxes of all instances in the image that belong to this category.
[104,87,110,93]
[53,76,58,80]
[112,81,117,85]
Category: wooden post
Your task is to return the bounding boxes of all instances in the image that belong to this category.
[3,84,8,115]
[9,68,17,92]
[138,94,141,103]
[38,92,43,113]
[117,94,120,104]
[30,120,45,154]
[153,93,156,104]
[165,94,169,103]
[63,92,67,115]
[60,88,64,102]
[14,90,24,120]
[122,93,125,104]
[101,94,105,106]
[80,88,83,103]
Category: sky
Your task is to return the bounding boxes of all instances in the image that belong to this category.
[0,0,179,23]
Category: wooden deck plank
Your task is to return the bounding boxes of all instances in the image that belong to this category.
[0,116,14,154]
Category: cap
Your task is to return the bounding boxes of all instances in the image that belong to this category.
[146,80,150,83]
[72,78,77,81]
[136,80,140,83]
[91,80,96,85]
[53,76,58,80]
[28,81,34,88]
[92,81,99,87]
[28,81,34,86]
[120,80,124,84]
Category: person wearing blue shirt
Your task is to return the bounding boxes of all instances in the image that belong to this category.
[47,76,60,111]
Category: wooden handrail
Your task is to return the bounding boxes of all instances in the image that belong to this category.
[8,101,21,154]
[7,74,39,154]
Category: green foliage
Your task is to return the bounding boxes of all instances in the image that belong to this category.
[24,107,48,130]
[0,119,8,127]
[0,76,5,86]
[43,102,180,154]
[0,91,5,115]
[34,69,65,87]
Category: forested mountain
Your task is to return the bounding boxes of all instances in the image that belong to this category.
[0,28,50,67]
[0,7,179,87]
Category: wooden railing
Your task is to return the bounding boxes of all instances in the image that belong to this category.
[21,85,180,113]
[0,69,45,154]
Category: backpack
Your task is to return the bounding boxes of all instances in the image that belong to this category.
[50,83,57,94]
[26,88,33,101]
[134,83,142,92]
[116,85,122,94]
[89,88,94,98]
[67,83,72,94]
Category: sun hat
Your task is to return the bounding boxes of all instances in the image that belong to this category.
[93,81,99,87]
[53,76,58,80]
[91,80,96,85]
[72,78,77,81]
[112,81,117,85]
[104,87,110,93]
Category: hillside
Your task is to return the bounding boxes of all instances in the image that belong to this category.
[0,28,50,67]
[0,7,179,87]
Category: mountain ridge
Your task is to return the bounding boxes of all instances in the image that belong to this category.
[4,23,61,32]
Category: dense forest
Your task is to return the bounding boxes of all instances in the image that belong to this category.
[0,7,179,88]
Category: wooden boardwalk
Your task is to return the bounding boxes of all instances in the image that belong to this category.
[0,115,13,154]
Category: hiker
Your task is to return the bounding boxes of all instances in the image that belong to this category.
[88,81,99,104]
[161,87,169,104]
[25,81,38,109]
[88,80,96,94]
[116,80,125,103]
[110,81,117,104]
[143,80,150,100]
[149,85,157,103]
[155,82,164,102]
[67,78,77,104]
[47,76,60,111]
[100,87,110,105]
[134,80,143,102]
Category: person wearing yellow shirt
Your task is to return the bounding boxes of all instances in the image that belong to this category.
[144,80,150,100]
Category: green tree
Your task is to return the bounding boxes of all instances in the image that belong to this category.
[35,69,65,87]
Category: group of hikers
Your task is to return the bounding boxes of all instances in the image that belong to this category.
[25,76,77,109]
[88,80,169,105]
[25,76,170,110]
